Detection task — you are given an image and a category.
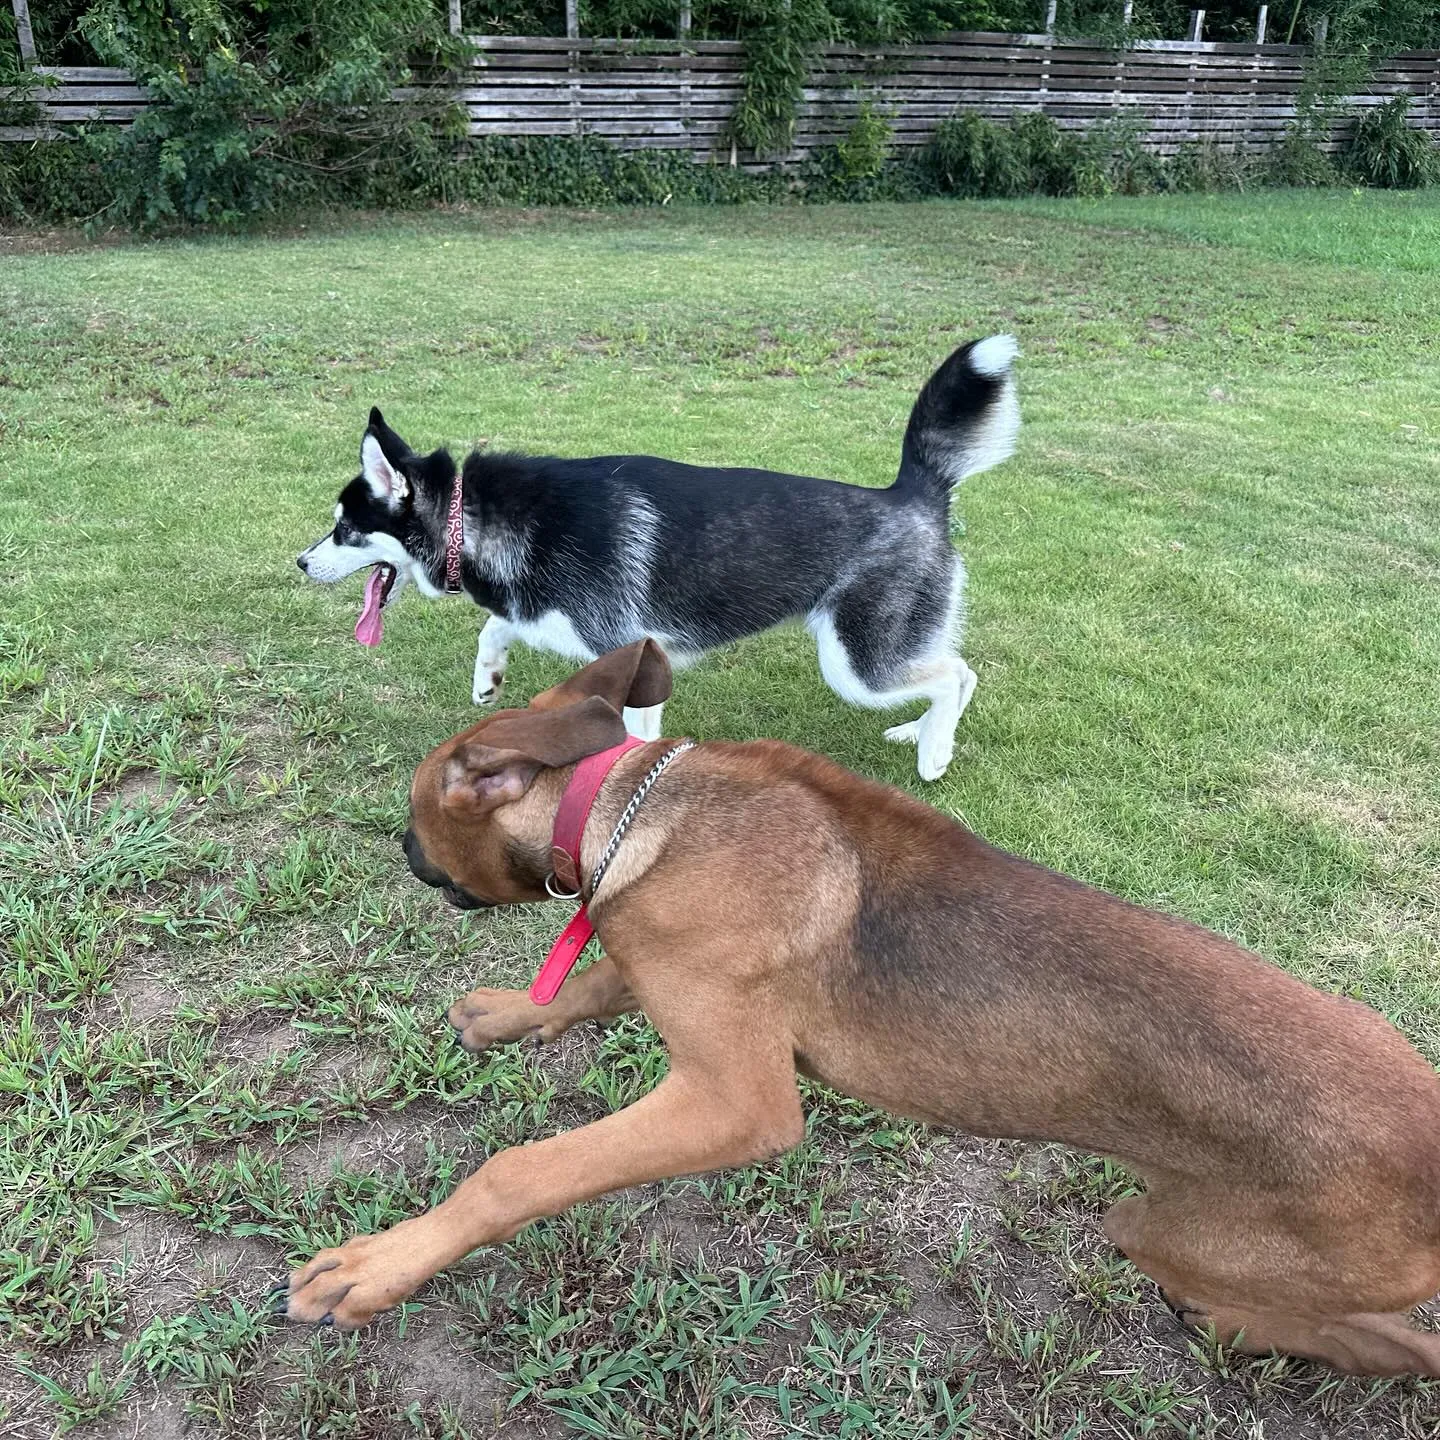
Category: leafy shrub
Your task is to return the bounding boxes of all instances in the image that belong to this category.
[92,57,293,229]
[1266,119,1342,187]
[928,112,1028,196]
[447,134,788,207]
[66,0,465,229]
[835,100,893,181]
[0,137,110,222]
[1345,96,1438,188]
[1163,139,1252,192]
[925,109,1168,199]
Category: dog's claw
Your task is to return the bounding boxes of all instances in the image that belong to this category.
[320,1314,335,1327]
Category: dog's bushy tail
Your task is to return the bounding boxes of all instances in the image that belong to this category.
[892,335,1020,506]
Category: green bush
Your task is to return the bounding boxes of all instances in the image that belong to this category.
[0,138,109,222]
[928,111,1028,196]
[835,100,893,182]
[1345,96,1438,188]
[923,109,1172,199]
[59,0,465,229]
[92,57,293,228]
[1163,139,1253,193]
[1265,119,1342,187]
[447,134,788,206]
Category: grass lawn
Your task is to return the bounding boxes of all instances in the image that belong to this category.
[2,189,1438,1439]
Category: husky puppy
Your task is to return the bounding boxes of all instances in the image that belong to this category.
[297,335,1019,778]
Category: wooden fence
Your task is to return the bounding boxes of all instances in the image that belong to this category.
[5,33,1438,161]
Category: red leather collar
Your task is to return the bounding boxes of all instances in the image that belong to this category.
[529,737,645,1006]
[548,737,646,897]
[443,472,465,594]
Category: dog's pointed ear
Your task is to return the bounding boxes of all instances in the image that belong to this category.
[361,410,415,507]
[366,408,413,461]
[529,640,673,714]
[440,696,629,815]
[361,434,409,506]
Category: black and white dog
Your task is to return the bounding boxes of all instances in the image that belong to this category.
[297,335,1019,779]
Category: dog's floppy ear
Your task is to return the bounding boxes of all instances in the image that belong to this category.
[441,695,629,815]
[529,640,674,714]
[361,409,413,507]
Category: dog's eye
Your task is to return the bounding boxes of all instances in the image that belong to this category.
[334,521,355,545]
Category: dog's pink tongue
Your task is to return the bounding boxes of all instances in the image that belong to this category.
[355,565,393,648]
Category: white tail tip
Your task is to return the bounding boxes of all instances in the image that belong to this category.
[968,334,1020,379]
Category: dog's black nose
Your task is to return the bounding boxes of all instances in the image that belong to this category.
[296,554,308,573]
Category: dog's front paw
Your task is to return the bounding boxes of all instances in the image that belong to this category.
[282,1223,440,1331]
[471,671,504,706]
[448,986,563,1053]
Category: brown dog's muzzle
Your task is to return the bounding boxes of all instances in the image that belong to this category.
[402,827,494,910]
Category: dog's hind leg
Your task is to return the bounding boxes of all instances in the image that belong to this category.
[881,656,976,781]
[623,703,665,742]
[812,558,973,781]
[473,614,515,705]
[1103,1189,1440,1376]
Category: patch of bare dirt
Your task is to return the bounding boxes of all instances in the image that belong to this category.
[386,1311,509,1427]
[92,1212,281,1333]
[108,970,180,1027]
[219,1018,302,1062]
[279,1108,477,1187]
[84,1391,192,1440]
[0,226,129,256]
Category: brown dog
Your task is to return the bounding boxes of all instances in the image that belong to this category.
[283,641,1440,1375]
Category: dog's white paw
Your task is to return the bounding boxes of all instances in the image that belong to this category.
[884,720,922,746]
[916,746,953,782]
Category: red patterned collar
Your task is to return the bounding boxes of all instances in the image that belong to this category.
[444,472,464,594]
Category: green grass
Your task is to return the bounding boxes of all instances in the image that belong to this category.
[1,190,1438,1438]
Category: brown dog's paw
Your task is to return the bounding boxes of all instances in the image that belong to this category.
[283,1225,438,1331]
[447,986,562,1053]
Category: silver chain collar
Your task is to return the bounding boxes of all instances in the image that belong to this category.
[587,740,695,900]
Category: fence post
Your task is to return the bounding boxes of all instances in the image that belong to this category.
[1044,0,1057,35]
[678,4,692,156]
[1255,4,1267,43]
[11,0,35,63]
[565,0,581,135]
[1187,10,1205,41]
[1312,14,1328,46]
[448,0,460,36]
[1114,4,1130,123]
